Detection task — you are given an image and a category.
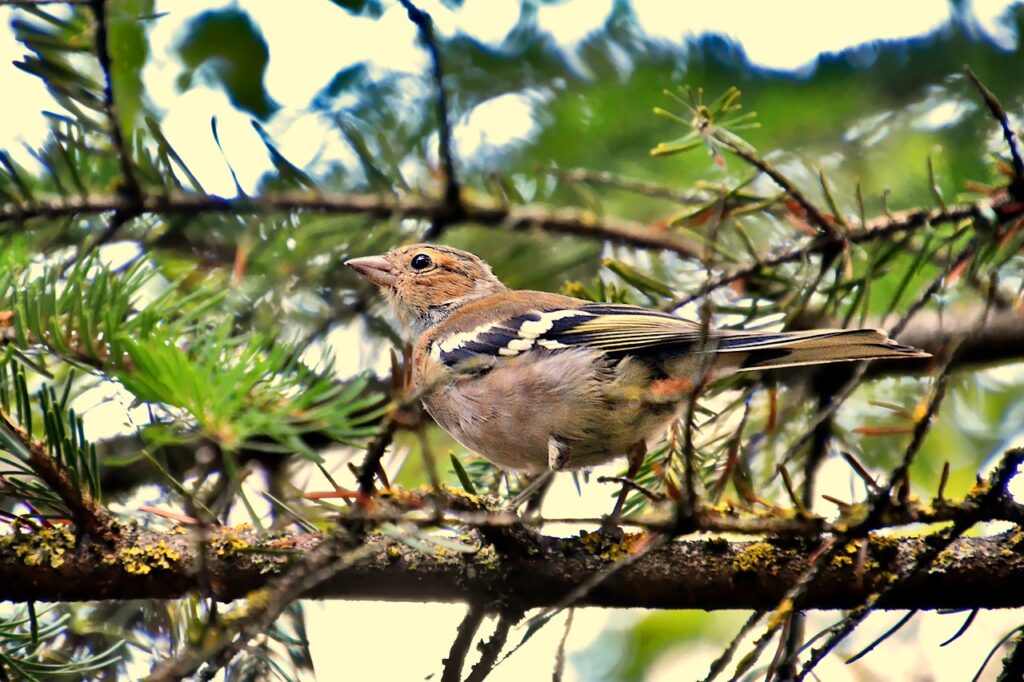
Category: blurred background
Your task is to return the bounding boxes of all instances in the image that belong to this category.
[3,0,1024,679]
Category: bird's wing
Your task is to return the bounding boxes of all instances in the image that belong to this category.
[428,292,928,371]
[430,302,735,366]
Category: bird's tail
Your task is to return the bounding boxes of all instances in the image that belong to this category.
[711,328,930,372]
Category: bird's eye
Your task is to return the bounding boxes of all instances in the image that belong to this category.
[411,253,433,271]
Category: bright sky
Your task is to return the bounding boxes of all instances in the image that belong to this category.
[2,2,1023,680]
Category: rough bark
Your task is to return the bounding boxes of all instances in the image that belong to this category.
[3,525,1024,610]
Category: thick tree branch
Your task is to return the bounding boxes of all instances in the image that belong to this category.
[3,525,1024,610]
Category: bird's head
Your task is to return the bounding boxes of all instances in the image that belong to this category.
[346,244,506,332]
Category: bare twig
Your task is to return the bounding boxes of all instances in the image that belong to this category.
[441,604,487,682]
[666,196,1013,310]
[356,418,399,496]
[398,0,464,238]
[551,609,574,682]
[998,631,1024,682]
[545,167,711,204]
[702,609,766,682]
[844,610,916,664]
[145,527,372,682]
[795,447,1024,680]
[464,609,521,682]
[88,0,140,202]
[0,0,89,5]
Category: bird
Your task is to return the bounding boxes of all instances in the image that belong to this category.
[346,244,930,474]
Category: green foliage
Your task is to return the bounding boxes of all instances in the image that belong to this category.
[0,361,102,516]
[0,605,126,681]
[120,326,383,453]
[175,8,279,120]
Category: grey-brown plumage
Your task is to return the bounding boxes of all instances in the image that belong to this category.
[347,244,931,472]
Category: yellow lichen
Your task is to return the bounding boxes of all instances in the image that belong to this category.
[577,530,642,562]
[117,540,181,575]
[473,543,500,569]
[968,480,992,497]
[733,541,776,573]
[440,484,483,506]
[214,526,254,556]
[10,526,75,569]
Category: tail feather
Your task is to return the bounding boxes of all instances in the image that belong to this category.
[712,328,930,372]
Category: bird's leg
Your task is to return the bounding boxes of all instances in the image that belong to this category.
[548,435,572,471]
[603,440,647,531]
[506,436,569,513]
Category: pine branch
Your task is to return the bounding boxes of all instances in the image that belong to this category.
[668,194,1018,308]
[4,190,1022,270]
[0,410,116,541]
[0,191,705,260]
[88,0,141,203]
[963,66,1024,198]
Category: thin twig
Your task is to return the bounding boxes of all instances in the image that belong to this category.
[963,66,1024,195]
[998,632,1024,682]
[441,603,487,682]
[145,527,373,682]
[398,0,464,238]
[0,192,705,260]
[88,0,140,202]
[665,197,1008,310]
[0,0,89,5]
[551,609,574,682]
[844,610,916,664]
[464,609,521,682]
[356,418,399,496]
[796,447,1024,680]
[702,609,766,682]
[717,137,837,237]
[545,167,711,204]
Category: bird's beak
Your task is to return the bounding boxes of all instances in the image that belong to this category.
[345,255,397,287]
